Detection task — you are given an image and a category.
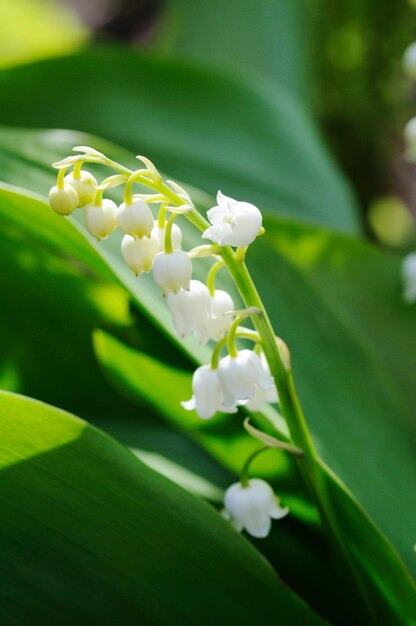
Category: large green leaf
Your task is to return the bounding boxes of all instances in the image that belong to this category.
[154,0,314,99]
[0,390,325,625]
[0,49,360,233]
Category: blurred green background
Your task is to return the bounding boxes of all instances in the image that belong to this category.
[2,0,416,245]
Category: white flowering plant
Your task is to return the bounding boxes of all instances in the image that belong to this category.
[0,6,415,625]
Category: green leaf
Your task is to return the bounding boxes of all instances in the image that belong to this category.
[154,0,314,99]
[0,181,134,416]
[0,390,326,625]
[0,48,360,233]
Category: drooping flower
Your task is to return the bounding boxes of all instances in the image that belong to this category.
[181,365,239,419]
[245,353,278,411]
[117,199,154,238]
[121,233,160,275]
[152,223,182,251]
[223,479,288,538]
[64,171,97,207]
[401,252,416,304]
[167,280,211,343]
[152,250,192,295]
[84,200,117,241]
[49,184,79,215]
[218,349,274,406]
[207,290,234,341]
[403,42,416,80]
[202,191,263,247]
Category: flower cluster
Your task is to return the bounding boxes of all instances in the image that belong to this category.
[48,147,288,538]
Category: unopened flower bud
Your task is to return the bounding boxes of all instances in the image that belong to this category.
[117,199,154,238]
[167,280,211,343]
[49,184,79,216]
[403,42,416,80]
[64,171,97,207]
[121,234,159,276]
[181,365,239,419]
[84,200,117,241]
[218,349,274,406]
[207,290,234,341]
[401,252,416,304]
[152,223,182,251]
[223,479,288,538]
[152,250,192,295]
[203,191,263,247]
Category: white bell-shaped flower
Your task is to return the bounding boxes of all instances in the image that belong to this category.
[401,252,416,304]
[202,191,263,247]
[84,199,117,241]
[181,365,239,419]
[152,223,182,251]
[49,184,79,216]
[117,199,154,238]
[218,349,274,406]
[121,234,159,276]
[404,117,416,161]
[152,250,192,295]
[167,280,211,343]
[64,171,97,207]
[207,289,234,341]
[224,479,288,538]
[403,42,416,80]
[245,353,278,411]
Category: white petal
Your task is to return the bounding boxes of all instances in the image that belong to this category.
[181,397,196,411]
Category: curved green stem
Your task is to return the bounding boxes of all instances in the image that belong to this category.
[57,167,67,190]
[124,170,154,205]
[164,213,178,254]
[227,316,243,359]
[93,187,104,206]
[240,446,269,487]
[207,261,225,296]
[73,161,83,179]
[158,204,167,228]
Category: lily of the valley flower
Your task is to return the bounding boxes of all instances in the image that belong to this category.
[152,250,192,295]
[218,349,274,406]
[121,234,159,275]
[117,199,154,238]
[84,199,117,241]
[64,171,97,207]
[181,365,239,419]
[401,252,416,304]
[223,479,288,538]
[167,280,211,343]
[203,191,263,247]
[207,290,234,341]
[245,353,278,411]
[49,184,79,215]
